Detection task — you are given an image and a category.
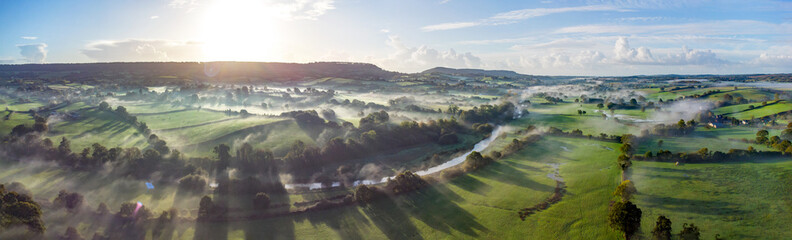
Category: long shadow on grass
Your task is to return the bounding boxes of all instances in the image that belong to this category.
[194,195,229,240]
[640,166,702,174]
[471,161,555,192]
[400,185,489,237]
[194,219,228,240]
[501,160,542,172]
[362,195,425,240]
[639,194,746,216]
[241,215,296,240]
[297,204,371,240]
[449,174,492,196]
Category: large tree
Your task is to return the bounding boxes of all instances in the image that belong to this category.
[679,223,701,240]
[214,144,231,172]
[613,180,637,202]
[651,215,672,240]
[608,201,642,240]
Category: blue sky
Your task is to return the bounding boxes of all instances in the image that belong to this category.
[1,0,790,75]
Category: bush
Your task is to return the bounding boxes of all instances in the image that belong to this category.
[53,190,84,212]
[354,185,381,203]
[178,174,206,195]
[253,192,270,209]
[386,171,427,194]
[463,151,493,171]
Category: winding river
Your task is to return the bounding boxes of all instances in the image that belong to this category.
[284,126,505,190]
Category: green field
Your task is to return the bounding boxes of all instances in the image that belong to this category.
[137,109,234,130]
[0,110,34,136]
[161,117,309,156]
[166,135,624,239]
[3,69,792,240]
[46,109,149,151]
[633,158,792,239]
[725,101,792,120]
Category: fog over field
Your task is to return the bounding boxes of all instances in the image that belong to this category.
[2,0,792,239]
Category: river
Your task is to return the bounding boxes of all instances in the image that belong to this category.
[284,126,505,190]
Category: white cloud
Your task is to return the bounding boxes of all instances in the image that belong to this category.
[555,20,792,36]
[168,0,199,9]
[748,46,792,68]
[169,0,335,20]
[585,0,710,9]
[422,5,627,31]
[378,35,482,72]
[617,16,664,21]
[21,36,38,40]
[457,37,536,45]
[422,22,481,31]
[518,50,606,69]
[81,39,204,62]
[613,37,728,65]
[492,5,627,20]
[150,16,160,19]
[751,54,792,67]
[440,0,451,4]
[18,43,47,63]
[613,37,656,63]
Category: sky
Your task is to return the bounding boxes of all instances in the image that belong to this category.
[0,0,791,75]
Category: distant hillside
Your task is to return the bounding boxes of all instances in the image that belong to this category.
[421,67,528,78]
[0,62,400,83]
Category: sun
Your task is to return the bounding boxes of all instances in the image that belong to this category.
[202,0,281,62]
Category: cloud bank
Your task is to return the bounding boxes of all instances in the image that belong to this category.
[379,35,482,72]
[422,5,627,31]
[81,40,203,62]
[18,43,47,63]
[169,0,335,20]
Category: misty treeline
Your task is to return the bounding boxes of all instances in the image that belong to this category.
[281,109,471,182]
[641,119,698,136]
[274,101,515,182]
[0,183,45,234]
[0,62,399,85]
[608,181,718,240]
[445,101,516,124]
[547,126,624,142]
[98,102,155,136]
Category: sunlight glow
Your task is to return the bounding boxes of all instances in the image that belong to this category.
[202,0,282,61]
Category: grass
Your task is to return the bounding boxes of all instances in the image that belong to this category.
[707,89,774,102]
[160,116,287,145]
[46,109,149,151]
[163,117,308,157]
[636,127,778,154]
[120,102,188,114]
[0,110,33,136]
[641,87,773,102]
[136,109,233,130]
[727,101,792,120]
[632,158,792,239]
[165,135,623,239]
[514,111,640,135]
[5,102,44,111]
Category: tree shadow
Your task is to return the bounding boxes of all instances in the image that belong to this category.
[473,161,555,192]
[298,204,370,240]
[399,185,489,237]
[639,166,702,174]
[193,220,228,240]
[501,160,542,172]
[448,174,491,196]
[639,194,746,216]
[362,195,425,240]
[240,215,296,240]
